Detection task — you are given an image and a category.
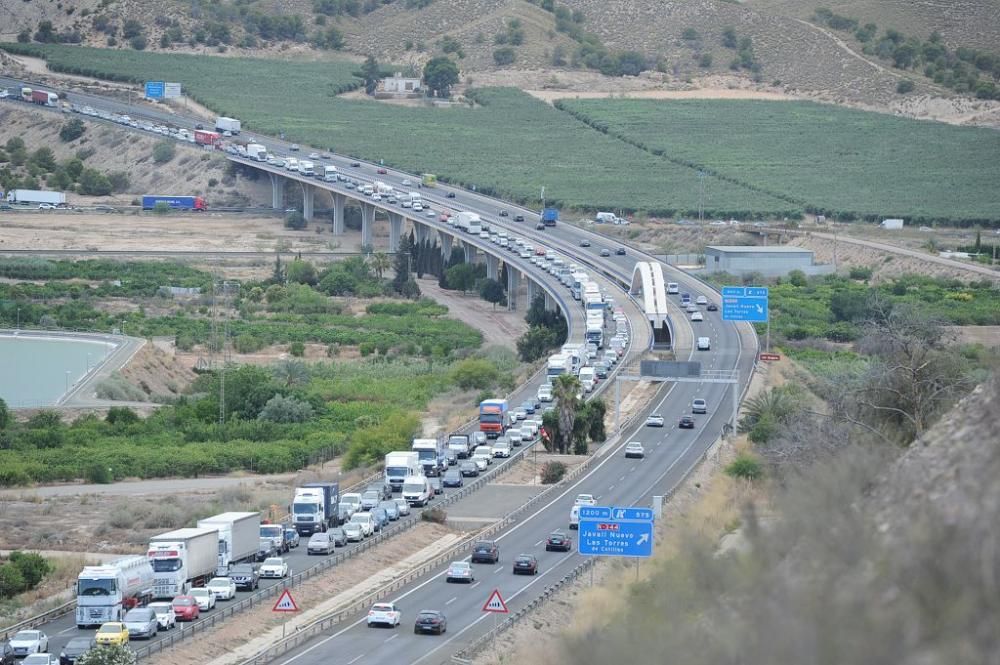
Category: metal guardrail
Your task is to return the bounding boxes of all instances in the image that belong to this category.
[0,600,77,642]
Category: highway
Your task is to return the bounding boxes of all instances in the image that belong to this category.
[0,74,755,663]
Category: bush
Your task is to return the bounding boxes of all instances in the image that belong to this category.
[0,564,26,598]
[153,201,171,215]
[59,119,86,142]
[896,78,915,94]
[449,358,499,390]
[152,141,175,164]
[0,551,52,598]
[725,454,763,480]
[85,464,114,484]
[849,266,873,280]
[289,341,306,357]
[421,506,447,524]
[130,35,147,51]
[493,47,516,66]
[77,644,137,665]
[258,394,314,423]
[541,461,567,484]
[285,211,306,230]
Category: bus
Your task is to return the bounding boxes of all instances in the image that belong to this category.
[421,173,437,187]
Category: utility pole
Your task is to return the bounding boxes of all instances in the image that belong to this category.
[697,170,706,224]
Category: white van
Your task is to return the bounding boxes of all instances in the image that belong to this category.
[402,476,433,507]
[579,366,596,392]
[667,282,679,294]
[697,337,711,351]
[348,511,375,537]
[569,505,580,530]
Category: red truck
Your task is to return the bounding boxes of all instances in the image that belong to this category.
[194,130,221,146]
[30,89,59,106]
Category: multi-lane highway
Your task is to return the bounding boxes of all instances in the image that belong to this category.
[0,73,755,664]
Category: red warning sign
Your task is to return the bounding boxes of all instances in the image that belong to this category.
[272,589,299,613]
[482,588,509,614]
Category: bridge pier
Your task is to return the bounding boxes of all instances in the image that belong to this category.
[526,279,540,306]
[360,203,376,249]
[440,233,453,261]
[507,270,520,311]
[389,213,403,252]
[485,253,499,280]
[269,173,285,209]
[332,193,346,235]
[464,241,478,264]
[302,184,314,222]
[544,291,557,312]
[414,222,429,245]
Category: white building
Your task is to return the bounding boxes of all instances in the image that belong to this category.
[380,73,422,95]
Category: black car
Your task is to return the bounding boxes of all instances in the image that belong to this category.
[545,531,573,552]
[512,554,538,575]
[616,247,627,255]
[1,642,16,665]
[351,161,361,167]
[459,461,479,477]
[499,209,509,217]
[59,637,96,665]
[514,214,525,222]
[445,449,458,466]
[447,192,456,198]
[706,303,719,311]
[471,540,500,564]
[414,610,447,635]
[679,415,695,429]
[195,123,204,130]
[443,469,464,488]
[229,563,260,591]
[256,541,277,561]
[579,239,591,247]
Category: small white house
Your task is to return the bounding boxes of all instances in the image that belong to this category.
[880,218,904,230]
[380,73,421,94]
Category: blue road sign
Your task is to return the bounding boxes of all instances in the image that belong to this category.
[144,81,165,99]
[722,286,769,322]
[579,505,653,558]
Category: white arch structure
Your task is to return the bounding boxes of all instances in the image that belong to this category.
[629,261,671,342]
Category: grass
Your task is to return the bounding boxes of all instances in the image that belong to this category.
[1,43,793,217]
[556,98,1000,225]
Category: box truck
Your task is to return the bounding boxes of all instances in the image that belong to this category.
[478,399,509,439]
[215,116,241,134]
[323,165,339,182]
[384,451,421,492]
[5,189,66,205]
[542,208,559,226]
[76,556,155,627]
[194,130,221,146]
[447,434,471,459]
[291,482,340,536]
[196,512,260,575]
[141,195,207,211]
[298,160,315,176]
[30,89,59,106]
[247,143,268,161]
[455,212,482,234]
[147,527,219,598]
[411,438,445,477]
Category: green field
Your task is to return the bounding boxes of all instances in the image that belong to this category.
[1,43,793,218]
[557,98,1000,225]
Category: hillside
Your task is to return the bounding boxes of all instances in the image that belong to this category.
[1,0,998,117]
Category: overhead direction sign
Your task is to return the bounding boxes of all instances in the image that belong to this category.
[722,286,769,323]
[579,506,654,558]
[482,588,509,614]
[272,589,299,612]
[144,81,164,100]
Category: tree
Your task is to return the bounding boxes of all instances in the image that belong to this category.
[552,374,581,454]
[105,407,139,427]
[76,644,136,665]
[0,397,9,430]
[787,269,807,287]
[423,57,460,97]
[516,326,556,362]
[449,358,499,390]
[896,78,915,94]
[392,233,414,292]
[272,359,310,388]
[478,278,505,309]
[285,211,306,230]
[361,55,381,95]
[445,263,480,292]
[285,259,317,285]
[59,119,86,142]
[493,47,516,66]
[31,148,57,172]
[78,169,112,196]
[368,252,391,280]
[152,141,175,164]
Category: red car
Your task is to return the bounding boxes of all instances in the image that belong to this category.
[171,596,200,622]
[377,168,387,174]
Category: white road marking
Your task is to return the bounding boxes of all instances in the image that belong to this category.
[59,627,76,635]
[470,581,481,589]
[533,540,543,547]
[348,655,364,665]
[445,597,457,605]
[495,565,505,573]
[386,634,398,642]
[608,484,615,491]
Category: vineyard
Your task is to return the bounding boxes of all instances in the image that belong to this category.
[556,98,1000,225]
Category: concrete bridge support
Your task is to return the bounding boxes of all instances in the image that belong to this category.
[464,242,478,264]
[269,173,285,210]
[440,233,453,260]
[302,184,314,222]
[507,270,521,311]
[414,222,430,245]
[332,193,346,235]
[544,292,558,312]
[485,254,499,280]
[526,279,540,306]
[361,203,376,249]
[389,213,403,252]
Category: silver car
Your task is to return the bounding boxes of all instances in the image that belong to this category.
[123,607,159,639]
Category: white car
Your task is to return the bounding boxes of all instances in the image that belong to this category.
[471,455,489,472]
[691,311,704,322]
[401,179,412,186]
[624,441,645,459]
[696,295,708,305]
[9,630,48,656]
[22,655,58,665]
[686,304,698,313]
[367,602,402,628]
[393,498,411,516]
[575,494,596,506]
[148,602,178,629]
[507,429,523,446]
[491,441,511,458]
[190,587,217,611]
[38,203,57,210]
[0,89,9,99]
[343,522,364,542]
[308,152,320,159]
[206,577,237,600]
[513,408,527,421]
[259,557,289,578]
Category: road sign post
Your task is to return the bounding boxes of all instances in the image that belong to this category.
[578,507,654,558]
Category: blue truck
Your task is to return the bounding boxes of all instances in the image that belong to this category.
[291,481,341,535]
[542,208,559,226]
[142,195,207,211]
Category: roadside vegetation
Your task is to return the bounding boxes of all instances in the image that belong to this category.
[0,551,50,601]
[0,256,519,486]
[0,136,129,196]
[556,98,1000,225]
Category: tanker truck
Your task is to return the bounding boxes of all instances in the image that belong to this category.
[147,527,218,599]
[75,556,155,628]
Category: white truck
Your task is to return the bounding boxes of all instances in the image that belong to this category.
[215,116,242,134]
[409,191,422,207]
[374,181,393,196]
[298,160,315,176]
[323,165,339,182]
[196,511,260,575]
[76,556,155,627]
[400,193,413,208]
[455,211,482,234]
[5,189,66,205]
[402,475,434,507]
[411,438,445,477]
[578,366,596,392]
[384,451,421,492]
[247,144,268,162]
[147,527,219,598]
[546,353,571,378]
[586,322,604,349]
[285,157,299,172]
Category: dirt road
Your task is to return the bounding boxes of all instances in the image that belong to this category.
[417,278,528,350]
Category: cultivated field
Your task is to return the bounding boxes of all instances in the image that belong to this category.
[558,98,1000,224]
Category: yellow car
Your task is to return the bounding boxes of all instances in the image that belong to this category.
[95,622,129,646]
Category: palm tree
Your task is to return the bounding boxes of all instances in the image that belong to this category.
[552,374,581,454]
[272,359,310,388]
[368,252,391,280]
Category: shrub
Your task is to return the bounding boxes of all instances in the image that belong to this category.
[849,266,873,280]
[289,341,306,357]
[59,119,86,142]
[152,141,175,164]
[153,201,171,215]
[541,461,567,484]
[449,358,499,390]
[258,394,314,423]
[493,47,516,66]
[896,78,915,94]
[285,211,306,230]
[725,454,763,480]
[0,564,26,598]
[85,464,114,484]
[77,644,137,665]
[421,506,447,524]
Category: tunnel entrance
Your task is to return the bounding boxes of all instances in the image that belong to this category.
[651,320,672,349]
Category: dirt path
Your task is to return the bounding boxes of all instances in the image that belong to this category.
[526,88,801,104]
[790,18,900,80]
[416,278,528,350]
